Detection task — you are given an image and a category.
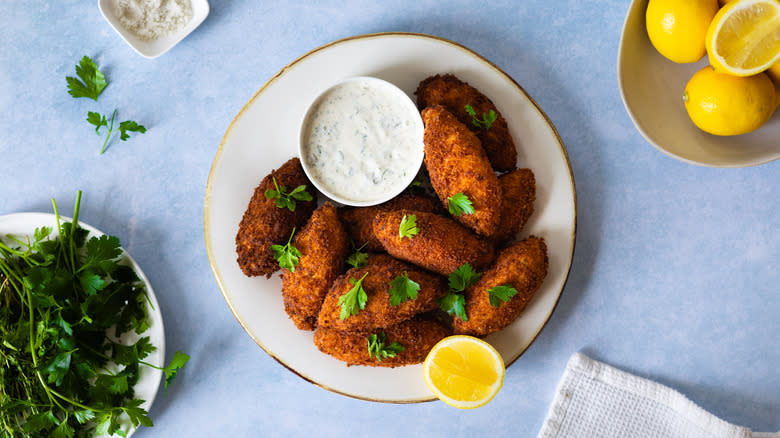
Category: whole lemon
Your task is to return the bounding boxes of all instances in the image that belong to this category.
[768,62,780,88]
[646,0,720,63]
[683,66,778,136]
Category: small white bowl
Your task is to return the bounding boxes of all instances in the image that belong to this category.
[618,0,780,168]
[98,0,209,59]
[298,76,425,207]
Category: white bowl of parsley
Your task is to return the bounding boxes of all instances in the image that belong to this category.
[0,193,187,437]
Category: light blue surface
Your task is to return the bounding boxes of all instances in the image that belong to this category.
[1,1,778,436]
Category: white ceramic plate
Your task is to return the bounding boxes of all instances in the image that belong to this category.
[0,213,165,437]
[618,0,780,168]
[98,0,210,59]
[205,33,576,402]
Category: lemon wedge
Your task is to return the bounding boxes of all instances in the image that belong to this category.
[422,335,505,409]
[705,0,780,76]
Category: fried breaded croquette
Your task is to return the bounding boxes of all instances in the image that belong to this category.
[416,74,518,171]
[314,316,452,367]
[317,254,448,333]
[339,193,443,252]
[453,236,548,337]
[488,168,536,244]
[421,105,502,237]
[281,202,349,330]
[235,157,317,277]
[373,209,495,276]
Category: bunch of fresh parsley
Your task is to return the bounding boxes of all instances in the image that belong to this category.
[0,192,188,437]
[67,56,146,154]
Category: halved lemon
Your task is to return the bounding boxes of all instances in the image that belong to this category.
[422,335,505,409]
[705,0,780,76]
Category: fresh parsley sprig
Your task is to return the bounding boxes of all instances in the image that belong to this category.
[346,241,369,269]
[271,228,301,271]
[398,214,419,240]
[438,292,468,321]
[264,177,313,211]
[66,55,107,101]
[447,192,475,216]
[488,285,518,308]
[438,263,483,321]
[388,271,420,306]
[338,272,369,320]
[87,109,147,154]
[464,104,498,130]
[448,263,482,292]
[367,332,404,361]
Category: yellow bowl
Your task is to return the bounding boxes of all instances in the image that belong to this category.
[617,0,780,168]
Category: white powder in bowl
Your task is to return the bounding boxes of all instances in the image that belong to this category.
[114,0,193,41]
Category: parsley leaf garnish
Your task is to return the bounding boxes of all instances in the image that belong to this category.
[438,263,483,321]
[160,351,190,390]
[464,104,498,130]
[338,272,369,320]
[271,228,301,271]
[367,332,404,361]
[448,263,482,292]
[438,292,468,321]
[388,271,420,306]
[88,109,146,154]
[265,177,313,211]
[346,241,369,269]
[66,55,107,101]
[488,285,518,307]
[447,192,475,216]
[398,214,419,240]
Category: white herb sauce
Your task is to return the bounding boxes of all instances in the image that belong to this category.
[301,78,423,203]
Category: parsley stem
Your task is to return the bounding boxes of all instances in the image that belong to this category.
[100,109,117,155]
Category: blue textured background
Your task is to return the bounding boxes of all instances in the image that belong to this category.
[1,0,778,436]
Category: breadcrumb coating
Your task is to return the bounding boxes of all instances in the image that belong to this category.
[416,73,518,171]
[373,209,495,276]
[314,316,451,367]
[235,157,317,278]
[453,236,548,336]
[317,254,448,333]
[421,105,502,237]
[282,202,349,330]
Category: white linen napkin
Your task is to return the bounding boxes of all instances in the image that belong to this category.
[537,353,778,438]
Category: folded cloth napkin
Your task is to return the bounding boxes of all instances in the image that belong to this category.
[537,353,778,438]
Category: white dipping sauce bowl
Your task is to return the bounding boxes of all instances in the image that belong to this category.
[299,77,425,207]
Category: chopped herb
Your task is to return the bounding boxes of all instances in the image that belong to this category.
[438,292,468,321]
[270,228,301,271]
[66,55,107,101]
[488,284,518,308]
[447,192,475,216]
[438,263,483,321]
[448,263,482,293]
[464,104,498,130]
[398,214,419,240]
[264,177,313,211]
[346,241,369,269]
[87,109,146,154]
[388,271,420,306]
[338,272,369,320]
[367,332,404,361]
